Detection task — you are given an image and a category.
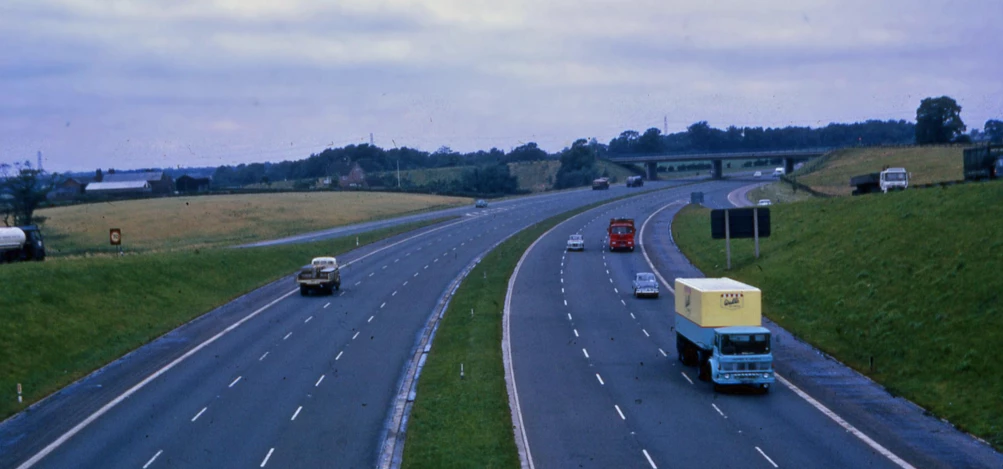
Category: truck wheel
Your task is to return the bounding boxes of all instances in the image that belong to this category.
[676,335,686,363]
[299,285,308,296]
[334,282,340,291]
[698,356,712,382]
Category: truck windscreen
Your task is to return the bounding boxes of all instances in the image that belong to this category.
[720,334,770,355]
[884,173,906,181]
[610,226,633,235]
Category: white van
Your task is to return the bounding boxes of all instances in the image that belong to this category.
[772,168,785,177]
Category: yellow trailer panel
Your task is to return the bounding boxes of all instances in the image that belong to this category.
[674,278,761,327]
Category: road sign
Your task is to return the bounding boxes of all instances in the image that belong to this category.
[711,208,770,239]
[110,228,121,246]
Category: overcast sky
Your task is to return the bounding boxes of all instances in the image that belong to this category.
[1,0,1001,173]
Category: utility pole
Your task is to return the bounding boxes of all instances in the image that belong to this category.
[37,151,42,171]
[663,116,668,135]
[370,133,374,146]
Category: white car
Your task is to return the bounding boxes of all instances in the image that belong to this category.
[753,171,762,178]
[567,234,585,251]
[632,273,659,298]
[757,199,772,206]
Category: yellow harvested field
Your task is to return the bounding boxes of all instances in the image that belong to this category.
[798,146,965,196]
[39,192,470,254]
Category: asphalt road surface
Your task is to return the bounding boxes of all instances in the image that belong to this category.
[0,178,702,469]
[508,180,1003,468]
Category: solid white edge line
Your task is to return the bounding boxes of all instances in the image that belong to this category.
[260,448,274,467]
[15,288,298,469]
[642,449,658,469]
[638,200,685,293]
[191,407,207,422]
[681,372,694,385]
[291,406,303,421]
[142,450,163,469]
[755,446,779,468]
[776,375,915,468]
[638,198,916,469]
[614,404,626,420]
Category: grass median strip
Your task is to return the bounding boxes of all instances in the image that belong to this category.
[0,216,455,420]
[671,182,1003,451]
[402,190,669,468]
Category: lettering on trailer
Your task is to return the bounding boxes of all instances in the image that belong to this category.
[720,293,744,310]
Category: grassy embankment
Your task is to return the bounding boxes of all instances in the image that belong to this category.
[673,181,1003,450]
[403,191,654,468]
[39,191,469,256]
[0,217,453,420]
[748,145,966,203]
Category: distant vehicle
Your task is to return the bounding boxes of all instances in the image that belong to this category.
[675,277,773,392]
[566,234,585,251]
[772,168,785,177]
[963,144,1003,181]
[0,225,46,263]
[607,218,635,252]
[879,168,909,192]
[850,167,909,195]
[625,175,644,187]
[757,199,772,206]
[753,171,762,178]
[475,199,488,208]
[296,257,341,296]
[592,177,610,190]
[632,272,659,298]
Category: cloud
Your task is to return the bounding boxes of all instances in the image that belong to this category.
[0,0,1001,172]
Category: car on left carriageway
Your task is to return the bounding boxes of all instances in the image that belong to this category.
[567,234,585,251]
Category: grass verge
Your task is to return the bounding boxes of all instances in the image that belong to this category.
[0,216,455,421]
[402,190,663,468]
[747,181,816,205]
[671,182,1003,450]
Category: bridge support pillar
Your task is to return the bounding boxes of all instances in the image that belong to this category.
[784,158,795,175]
[711,159,723,179]
[645,162,658,180]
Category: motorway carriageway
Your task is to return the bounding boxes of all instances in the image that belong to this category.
[1,177,746,469]
[507,179,1003,469]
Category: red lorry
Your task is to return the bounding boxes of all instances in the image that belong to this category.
[607,218,635,252]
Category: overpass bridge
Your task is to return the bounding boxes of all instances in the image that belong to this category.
[608,147,835,179]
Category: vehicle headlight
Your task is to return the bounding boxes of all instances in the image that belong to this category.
[724,374,731,379]
[763,373,770,378]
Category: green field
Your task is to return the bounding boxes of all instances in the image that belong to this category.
[0,217,452,420]
[672,181,1003,450]
[794,145,966,196]
[38,192,469,255]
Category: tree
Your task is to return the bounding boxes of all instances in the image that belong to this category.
[505,142,548,163]
[0,161,56,226]
[985,119,1003,144]
[554,139,599,189]
[915,96,965,144]
[636,128,664,154]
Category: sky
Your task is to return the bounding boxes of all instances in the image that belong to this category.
[1,0,1001,173]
